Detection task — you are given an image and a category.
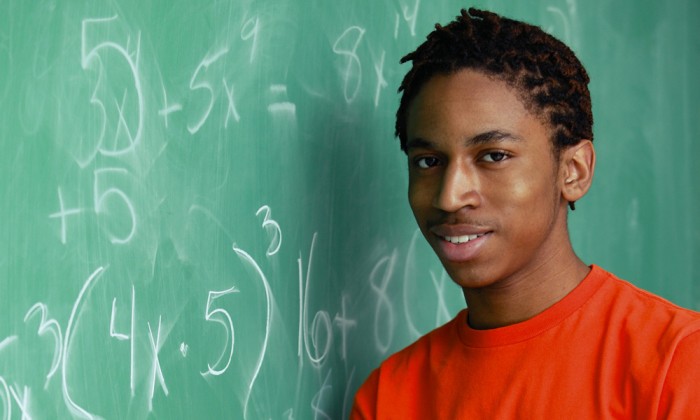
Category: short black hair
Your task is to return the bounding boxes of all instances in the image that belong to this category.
[396,8,593,154]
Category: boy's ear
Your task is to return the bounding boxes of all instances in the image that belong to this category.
[561,140,595,205]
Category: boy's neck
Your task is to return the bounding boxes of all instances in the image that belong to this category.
[462,253,590,330]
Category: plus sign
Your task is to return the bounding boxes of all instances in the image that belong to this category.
[48,187,83,244]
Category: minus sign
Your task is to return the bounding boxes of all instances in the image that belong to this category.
[268,103,296,113]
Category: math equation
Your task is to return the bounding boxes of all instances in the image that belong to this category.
[0,0,474,418]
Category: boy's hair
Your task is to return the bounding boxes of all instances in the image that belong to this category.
[395,8,593,154]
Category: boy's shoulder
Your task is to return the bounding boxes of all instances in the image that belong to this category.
[594,266,700,338]
[382,265,700,368]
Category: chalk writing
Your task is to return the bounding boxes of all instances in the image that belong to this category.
[332,26,366,103]
[201,286,239,377]
[0,336,17,353]
[256,205,282,256]
[546,6,572,44]
[400,0,420,37]
[0,379,9,420]
[49,187,83,245]
[146,317,169,412]
[93,167,137,244]
[23,303,63,389]
[373,50,387,108]
[402,230,424,340]
[73,56,106,168]
[109,285,136,394]
[109,298,129,341]
[232,246,272,420]
[158,82,182,128]
[0,376,9,419]
[298,233,333,367]
[240,16,260,63]
[370,251,397,354]
[310,370,332,420]
[62,266,105,420]
[268,84,296,115]
[9,384,31,420]
[341,367,357,420]
[9,384,30,420]
[0,377,31,420]
[222,78,241,127]
[2,4,479,419]
[394,13,401,39]
[333,293,356,361]
[81,15,144,157]
[429,269,452,326]
[187,48,229,134]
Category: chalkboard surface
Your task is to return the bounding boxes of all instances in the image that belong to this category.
[1,0,698,418]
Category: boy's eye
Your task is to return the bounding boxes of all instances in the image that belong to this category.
[415,156,440,169]
[481,151,509,163]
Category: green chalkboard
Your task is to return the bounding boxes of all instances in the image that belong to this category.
[1,0,698,418]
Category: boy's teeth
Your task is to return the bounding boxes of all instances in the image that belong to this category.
[444,234,481,244]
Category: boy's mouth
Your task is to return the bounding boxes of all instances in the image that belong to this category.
[441,233,487,244]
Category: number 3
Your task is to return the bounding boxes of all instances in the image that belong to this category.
[24,303,63,389]
[256,205,282,256]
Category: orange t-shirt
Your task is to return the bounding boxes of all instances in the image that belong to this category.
[351,265,700,419]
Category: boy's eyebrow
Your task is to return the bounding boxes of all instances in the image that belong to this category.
[468,130,523,146]
[406,130,523,150]
[405,137,435,150]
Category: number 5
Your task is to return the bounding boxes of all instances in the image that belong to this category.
[94,167,136,244]
[202,286,239,376]
[187,48,229,134]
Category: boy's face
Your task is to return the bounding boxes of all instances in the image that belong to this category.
[406,69,571,290]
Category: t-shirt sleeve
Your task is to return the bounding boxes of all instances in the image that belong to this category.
[350,368,380,420]
[657,329,700,419]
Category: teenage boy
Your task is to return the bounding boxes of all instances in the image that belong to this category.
[352,8,700,419]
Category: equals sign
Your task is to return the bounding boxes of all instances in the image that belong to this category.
[267,84,296,114]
